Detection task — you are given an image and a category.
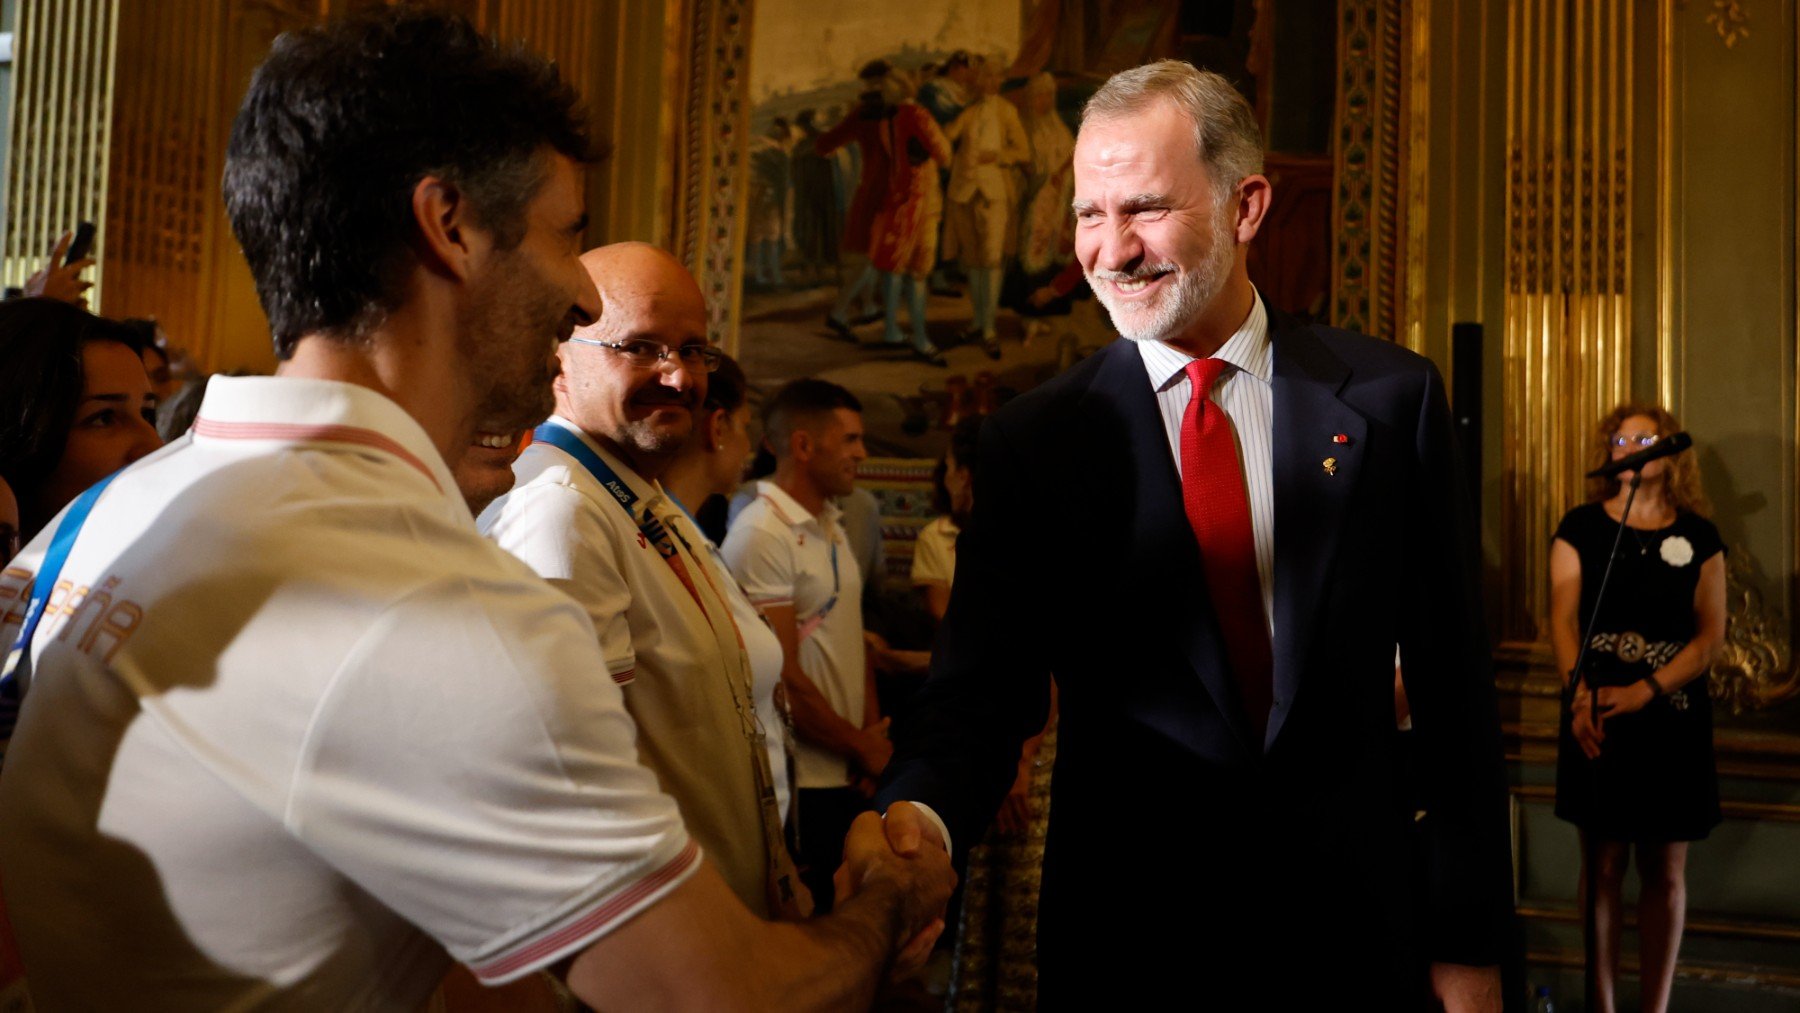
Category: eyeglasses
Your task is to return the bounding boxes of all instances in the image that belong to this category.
[1611,433,1660,449]
[569,336,724,373]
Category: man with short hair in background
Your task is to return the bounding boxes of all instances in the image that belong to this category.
[723,379,882,911]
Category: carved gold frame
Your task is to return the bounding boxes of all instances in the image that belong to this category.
[1331,0,1429,353]
[669,0,753,354]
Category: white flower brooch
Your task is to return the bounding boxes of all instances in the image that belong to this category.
[1660,535,1694,567]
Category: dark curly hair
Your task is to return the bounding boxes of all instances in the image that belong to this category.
[0,298,145,539]
[223,7,593,358]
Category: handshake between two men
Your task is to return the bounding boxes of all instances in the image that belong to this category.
[553,802,954,1010]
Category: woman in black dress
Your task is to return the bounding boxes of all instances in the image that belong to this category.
[1551,403,1727,1013]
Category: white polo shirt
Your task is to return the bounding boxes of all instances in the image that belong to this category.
[0,377,696,1011]
[909,516,960,589]
[479,418,773,914]
[721,481,866,789]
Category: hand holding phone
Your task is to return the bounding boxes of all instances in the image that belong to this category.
[22,225,96,306]
[64,221,96,265]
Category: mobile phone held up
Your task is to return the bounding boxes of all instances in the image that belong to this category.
[64,221,96,266]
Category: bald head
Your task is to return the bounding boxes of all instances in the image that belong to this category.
[577,242,707,343]
[555,242,711,477]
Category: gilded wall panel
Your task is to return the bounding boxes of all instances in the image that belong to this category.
[103,0,228,367]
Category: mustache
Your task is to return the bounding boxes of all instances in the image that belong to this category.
[632,388,694,407]
[1091,263,1178,283]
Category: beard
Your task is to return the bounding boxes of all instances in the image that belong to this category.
[460,250,574,438]
[613,392,695,462]
[1089,207,1235,344]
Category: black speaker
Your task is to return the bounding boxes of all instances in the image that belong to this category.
[1451,322,1482,526]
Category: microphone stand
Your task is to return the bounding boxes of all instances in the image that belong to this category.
[1573,472,1640,1013]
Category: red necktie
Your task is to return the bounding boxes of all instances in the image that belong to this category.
[1180,358,1273,738]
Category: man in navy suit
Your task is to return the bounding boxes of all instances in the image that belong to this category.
[874,61,1513,1008]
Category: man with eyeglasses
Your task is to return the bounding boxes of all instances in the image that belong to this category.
[479,241,803,921]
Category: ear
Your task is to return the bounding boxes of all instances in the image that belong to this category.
[553,344,573,397]
[1233,173,1272,246]
[704,407,729,453]
[410,174,486,283]
[790,427,815,463]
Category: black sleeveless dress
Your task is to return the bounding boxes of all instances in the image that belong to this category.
[1552,502,1724,842]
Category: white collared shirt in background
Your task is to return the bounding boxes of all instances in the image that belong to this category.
[910,515,960,589]
[0,377,694,1010]
[480,415,774,914]
[667,508,792,826]
[722,480,866,789]
[1136,292,1275,637]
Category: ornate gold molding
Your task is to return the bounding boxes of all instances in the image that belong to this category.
[1332,0,1426,346]
[1398,1,1429,355]
[1332,0,1386,338]
[672,0,752,354]
[1713,548,1800,715]
[1705,1,1751,49]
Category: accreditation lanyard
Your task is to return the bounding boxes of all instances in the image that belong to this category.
[1,471,122,750]
[532,423,717,625]
[535,426,811,916]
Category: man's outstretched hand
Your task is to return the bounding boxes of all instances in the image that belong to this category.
[833,802,954,977]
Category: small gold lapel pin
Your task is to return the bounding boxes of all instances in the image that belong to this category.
[1322,457,1338,476]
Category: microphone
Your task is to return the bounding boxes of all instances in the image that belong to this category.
[1586,431,1692,479]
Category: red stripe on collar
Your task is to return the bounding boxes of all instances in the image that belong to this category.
[191,418,441,493]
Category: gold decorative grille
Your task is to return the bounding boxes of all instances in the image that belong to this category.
[1499,0,1634,647]
[1,0,120,298]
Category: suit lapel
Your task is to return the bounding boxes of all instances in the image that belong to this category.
[1079,341,1258,755]
[1268,316,1365,748]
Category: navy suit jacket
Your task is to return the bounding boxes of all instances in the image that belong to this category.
[878,307,1514,1003]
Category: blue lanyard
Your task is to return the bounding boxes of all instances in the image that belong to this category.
[533,423,680,559]
[821,537,840,616]
[1,471,122,744]
[663,491,702,532]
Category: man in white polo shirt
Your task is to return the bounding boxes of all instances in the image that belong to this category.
[0,10,949,1010]
[722,379,880,911]
[481,241,797,918]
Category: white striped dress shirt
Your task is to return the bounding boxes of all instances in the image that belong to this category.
[1136,294,1276,637]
